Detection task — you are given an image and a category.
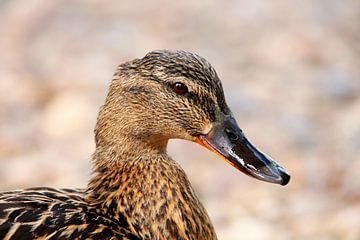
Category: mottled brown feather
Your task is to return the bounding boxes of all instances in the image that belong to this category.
[0,50,226,239]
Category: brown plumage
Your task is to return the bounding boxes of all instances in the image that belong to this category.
[0,50,290,240]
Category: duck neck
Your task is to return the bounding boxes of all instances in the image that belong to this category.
[85,138,217,239]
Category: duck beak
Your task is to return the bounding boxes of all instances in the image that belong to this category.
[196,114,290,185]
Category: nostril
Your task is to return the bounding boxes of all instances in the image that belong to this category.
[225,128,238,141]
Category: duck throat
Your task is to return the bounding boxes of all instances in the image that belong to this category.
[86,150,217,239]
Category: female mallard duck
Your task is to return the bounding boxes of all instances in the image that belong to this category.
[0,50,290,240]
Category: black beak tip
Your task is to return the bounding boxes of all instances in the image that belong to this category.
[280,171,290,186]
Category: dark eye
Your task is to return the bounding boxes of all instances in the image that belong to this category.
[172,82,188,95]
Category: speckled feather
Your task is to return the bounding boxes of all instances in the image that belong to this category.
[0,50,227,239]
[0,188,137,239]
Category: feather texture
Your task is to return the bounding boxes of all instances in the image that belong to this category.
[0,50,231,239]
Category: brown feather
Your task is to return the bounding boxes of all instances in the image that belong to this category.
[0,50,224,239]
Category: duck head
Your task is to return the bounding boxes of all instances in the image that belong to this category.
[96,50,290,185]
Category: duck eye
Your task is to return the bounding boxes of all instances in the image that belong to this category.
[172,82,188,95]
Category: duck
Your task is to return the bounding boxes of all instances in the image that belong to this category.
[0,50,290,240]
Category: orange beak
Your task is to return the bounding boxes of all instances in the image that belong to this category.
[196,114,290,186]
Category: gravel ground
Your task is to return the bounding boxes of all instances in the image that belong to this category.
[0,0,359,239]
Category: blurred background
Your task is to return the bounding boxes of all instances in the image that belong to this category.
[0,0,359,239]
